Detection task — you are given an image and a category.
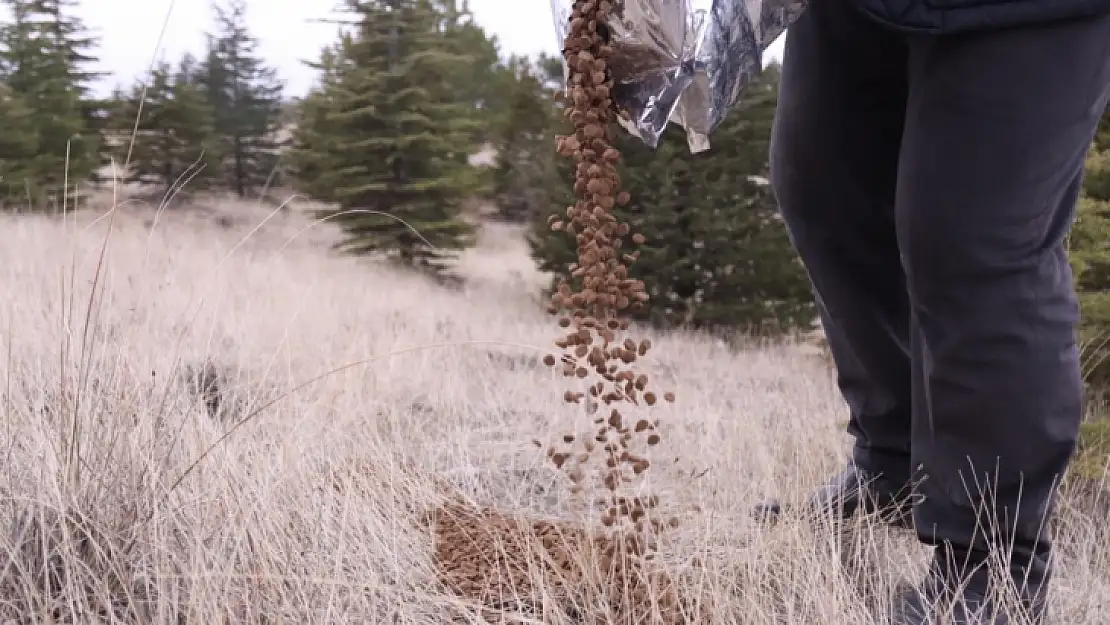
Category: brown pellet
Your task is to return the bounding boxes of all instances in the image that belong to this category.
[540,0,683,564]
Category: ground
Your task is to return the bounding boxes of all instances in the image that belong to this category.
[0,195,1107,623]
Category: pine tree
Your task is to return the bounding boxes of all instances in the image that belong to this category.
[200,0,286,197]
[113,55,221,197]
[289,0,480,274]
[489,55,561,223]
[1072,145,1110,394]
[1072,146,1110,297]
[0,0,102,209]
[415,0,498,196]
[1095,103,1110,153]
[436,0,500,146]
[0,84,41,205]
[530,64,815,334]
[287,42,343,202]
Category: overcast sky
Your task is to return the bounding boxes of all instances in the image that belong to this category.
[74,0,784,97]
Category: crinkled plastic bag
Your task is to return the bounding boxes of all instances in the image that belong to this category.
[550,0,807,153]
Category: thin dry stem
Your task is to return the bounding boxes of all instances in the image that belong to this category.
[0,201,1105,623]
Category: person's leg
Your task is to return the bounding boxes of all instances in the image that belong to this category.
[894,13,1110,623]
[761,0,915,521]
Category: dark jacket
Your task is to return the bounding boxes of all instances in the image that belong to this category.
[849,0,1110,33]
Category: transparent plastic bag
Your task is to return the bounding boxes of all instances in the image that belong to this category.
[550,0,806,153]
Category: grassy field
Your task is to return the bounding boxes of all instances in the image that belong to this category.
[0,196,1107,623]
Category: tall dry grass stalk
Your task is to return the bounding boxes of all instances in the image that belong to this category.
[0,200,1106,623]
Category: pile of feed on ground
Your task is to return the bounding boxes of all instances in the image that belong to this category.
[429,499,688,623]
[427,0,693,622]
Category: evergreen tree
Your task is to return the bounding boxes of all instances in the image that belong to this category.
[530,64,815,334]
[1085,143,1110,203]
[113,55,221,197]
[1095,103,1110,153]
[414,0,498,196]
[288,0,480,274]
[435,0,500,146]
[0,84,41,205]
[0,0,102,209]
[287,42,343,202]
[489,55,561,223]
[200,0,286,197]
[1072,145,1110,394]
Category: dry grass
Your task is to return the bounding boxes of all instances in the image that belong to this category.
[0,197,1107,623]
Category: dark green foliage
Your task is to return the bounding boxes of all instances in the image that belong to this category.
[1095,103,1110,153]
[0,0,103,209]
[289,0,484,274]
[0,84,41,202]
[1085,143,1110,202]
[437,1,501,146]
[489,54,562,223]
[530,64,816,335]
[426,1,501,198]
[200,0,286,197]
[1073,146,1110,396]
[112,55,221,196]
[286,43,342,203]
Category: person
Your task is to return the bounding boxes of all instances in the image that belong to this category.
[757,1,1110,623]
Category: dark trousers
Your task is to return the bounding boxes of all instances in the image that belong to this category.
[770,1,1110,596]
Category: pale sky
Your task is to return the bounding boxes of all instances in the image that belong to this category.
[73,0,784,98]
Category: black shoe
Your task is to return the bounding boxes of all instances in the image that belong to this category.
[753,463,915,528]
[890,552,1046,625]
[890,581,1008,625]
